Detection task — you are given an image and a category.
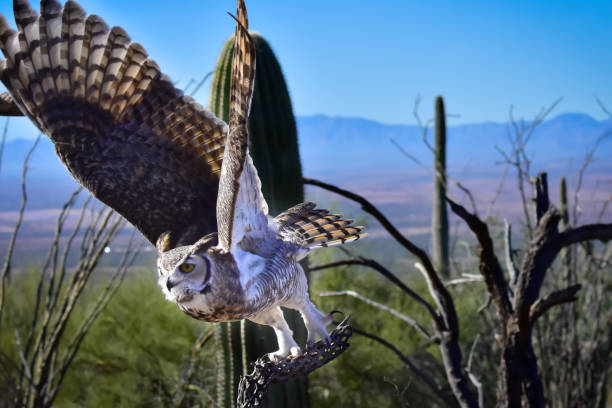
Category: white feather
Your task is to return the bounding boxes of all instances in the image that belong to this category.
[233,245,266,296]
[230,149,271,251]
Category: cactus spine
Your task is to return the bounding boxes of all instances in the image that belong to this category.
[432,96,450,277]
[209,32,307,407]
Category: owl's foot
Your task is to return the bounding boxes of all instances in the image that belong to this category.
[300,301,333,346]
[267,345,300,362]
[248,306,300,362]
[237,316,353,407]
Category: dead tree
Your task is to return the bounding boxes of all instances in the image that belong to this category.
[305,171,611,407]
[306,177,478,407]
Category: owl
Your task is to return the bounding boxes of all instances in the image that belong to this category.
[0,0,364,360]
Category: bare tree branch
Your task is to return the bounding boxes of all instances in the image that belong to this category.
[595,96,612,119]
[349,325,458,408]
[303,177,457,334]
[465,334,484,408]
[0,117,8,177]
[411,95,460,152]
[414,263,447,320]
[412,94,435,153]
[557,222,612,247]
[51,192,88,313]
[189,71,213,97]
[514,207,612,330]
[597,198,611,223]
[466,334,480,374]
[46,231,136,406]
[390,138,479,214]
[23,190,85,377]
[446,197,513,320]
[445,274,483,286]
[13,330,35,393]
[529,284,582,325]
[5,184,130,407]
[486,163,509,217]
[414,263,478,408]
[503,220,519,288]
[467,372,484,408]
[310,257,437,321]
[0,135,40,327]
[306,177,477,407]
[572,130,612,225]
[319,290,434,341]
[477,296,492,314]
[497,99,562,239]
[535,172,549,225]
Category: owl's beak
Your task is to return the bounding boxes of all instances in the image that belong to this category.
[166,277,177,292]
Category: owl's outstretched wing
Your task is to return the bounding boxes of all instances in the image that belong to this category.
[0,0,228,246]
[216,0,270,253]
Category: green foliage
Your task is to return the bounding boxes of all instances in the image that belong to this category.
[209,32,306,407]
[0,269,216,408]
[307,245,490,407]
[60,272,214,407]
[432,95,450,277]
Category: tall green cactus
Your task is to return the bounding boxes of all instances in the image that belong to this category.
[209,32,307,407]
[432,96,450,277]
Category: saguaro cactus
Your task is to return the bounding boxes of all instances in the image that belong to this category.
[432,96,450,277]
[209,32,307,407]
[210,33,303,215]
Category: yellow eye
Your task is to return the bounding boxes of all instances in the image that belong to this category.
[179,263,195,273]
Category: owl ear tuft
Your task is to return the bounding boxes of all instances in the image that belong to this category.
[156,231,172,253]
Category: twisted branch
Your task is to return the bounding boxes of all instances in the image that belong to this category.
[529,285,582,325]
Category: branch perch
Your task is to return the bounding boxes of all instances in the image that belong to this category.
[237,317,352,408]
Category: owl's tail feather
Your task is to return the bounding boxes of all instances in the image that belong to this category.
[275,202,365,250]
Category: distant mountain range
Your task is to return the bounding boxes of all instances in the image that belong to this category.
[297,113,612,179]
[1,113,610,212]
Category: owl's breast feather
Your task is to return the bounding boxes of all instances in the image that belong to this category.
[233,246,267,295]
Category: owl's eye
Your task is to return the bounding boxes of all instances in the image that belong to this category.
[179,262,195,273]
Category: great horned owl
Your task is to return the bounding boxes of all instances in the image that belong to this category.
[0,0,364,360]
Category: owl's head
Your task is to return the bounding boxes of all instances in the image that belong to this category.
[155,232,217,305]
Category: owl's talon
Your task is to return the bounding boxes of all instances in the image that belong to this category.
[329,310,343,318]
[267,345,301,363]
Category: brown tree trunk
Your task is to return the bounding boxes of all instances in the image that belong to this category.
[497,322,546,408]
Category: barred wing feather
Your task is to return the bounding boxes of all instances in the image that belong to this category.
[216,0,270,253]
[0,0,229,247]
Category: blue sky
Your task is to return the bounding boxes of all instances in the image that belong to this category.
[0,0,611,133]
